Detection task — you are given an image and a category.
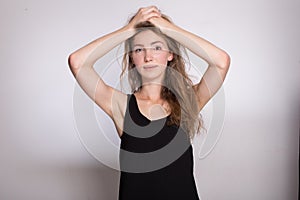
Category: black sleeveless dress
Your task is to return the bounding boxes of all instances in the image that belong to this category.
[118,94,199,200]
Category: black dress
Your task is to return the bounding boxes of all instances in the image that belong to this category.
[118,94,199,200]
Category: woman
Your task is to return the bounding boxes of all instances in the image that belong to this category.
[69,6,230,200]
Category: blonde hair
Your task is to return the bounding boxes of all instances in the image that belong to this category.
[121,14,202,138]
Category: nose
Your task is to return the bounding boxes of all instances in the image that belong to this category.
[144,48,153,62]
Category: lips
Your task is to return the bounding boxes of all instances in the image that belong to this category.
[143,65,158,69]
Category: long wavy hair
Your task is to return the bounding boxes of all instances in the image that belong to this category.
[121,14,202,139]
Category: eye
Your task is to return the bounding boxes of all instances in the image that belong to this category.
[154,46,162,51]
[134,48,143,53]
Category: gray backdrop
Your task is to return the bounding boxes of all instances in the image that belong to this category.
[0,0,299,199]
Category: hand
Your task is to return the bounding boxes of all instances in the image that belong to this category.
[148,16,175,32]
[127,6,161,29]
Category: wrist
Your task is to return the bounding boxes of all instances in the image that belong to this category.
[122,24,136,36]
[115,25,135,41]
[161,23,180,37]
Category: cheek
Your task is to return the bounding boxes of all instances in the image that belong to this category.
[155,54,170,64]
[131,55,143,65]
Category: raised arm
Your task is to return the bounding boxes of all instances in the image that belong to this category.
[149,16,231,111]
[68,6,161,135]
[68,26,134,120]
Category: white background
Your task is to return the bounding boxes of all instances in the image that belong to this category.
[0,0,299,199]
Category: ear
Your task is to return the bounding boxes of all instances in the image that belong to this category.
[167,53,173,61]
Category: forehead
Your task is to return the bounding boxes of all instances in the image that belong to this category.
[132,30,167,46]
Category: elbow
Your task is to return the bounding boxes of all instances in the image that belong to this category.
[218,51,231,70]
[68,53,81,76]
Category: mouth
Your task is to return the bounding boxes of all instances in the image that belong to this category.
[143,65,158,70]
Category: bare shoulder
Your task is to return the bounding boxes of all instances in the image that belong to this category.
[93,81,128,137]
[111,90,128,117]
[110,90,128,137]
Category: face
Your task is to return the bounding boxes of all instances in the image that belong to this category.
[130,30,173,84]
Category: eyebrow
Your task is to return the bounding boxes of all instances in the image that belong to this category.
[133,41,164,47]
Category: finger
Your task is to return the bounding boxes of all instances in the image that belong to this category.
[144,5,159,11]
[144,12,161,21]
[143,6,160,15]
[134,6,161,23]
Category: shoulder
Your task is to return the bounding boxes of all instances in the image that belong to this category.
[110,92,130,137]
[110,91,129,119]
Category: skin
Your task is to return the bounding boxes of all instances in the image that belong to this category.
[68,6,230,137]
[131,30,173,84]
[131,30,174,120]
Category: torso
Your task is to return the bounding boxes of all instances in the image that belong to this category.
[113,92,171,137]
[133,92,170,121]
[118,94,199,200]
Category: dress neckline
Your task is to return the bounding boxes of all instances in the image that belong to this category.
[131,94,170,122]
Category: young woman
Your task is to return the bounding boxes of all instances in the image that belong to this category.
[69,6,230,200]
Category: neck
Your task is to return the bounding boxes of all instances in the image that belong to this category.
[139,83,162,100]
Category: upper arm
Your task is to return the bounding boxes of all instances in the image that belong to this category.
[193,52,230,111]
[68,55,127,130]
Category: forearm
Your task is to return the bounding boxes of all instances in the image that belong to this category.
[68,25,135,73]
[162,24,230,69]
